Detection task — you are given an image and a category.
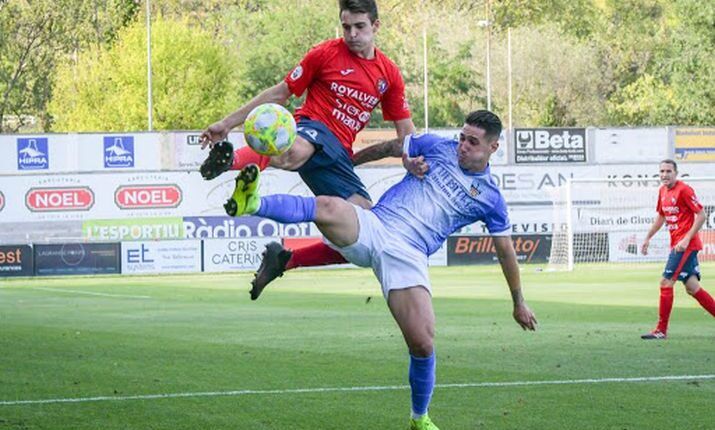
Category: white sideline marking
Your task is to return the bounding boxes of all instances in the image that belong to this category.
[1,374,712,406]
[26,287,151,299]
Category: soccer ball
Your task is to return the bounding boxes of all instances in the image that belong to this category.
[243,103,297,156]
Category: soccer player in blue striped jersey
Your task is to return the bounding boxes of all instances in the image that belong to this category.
[226,110,538,430]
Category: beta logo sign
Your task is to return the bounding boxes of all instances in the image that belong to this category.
[115,184,182,209]
[104,136,135,168]
[17,138,49,170]
[25,187,95,212]
[514,128,586,163]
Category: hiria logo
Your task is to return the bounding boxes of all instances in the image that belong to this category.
[115,184,182,209]
[25,187,95,212]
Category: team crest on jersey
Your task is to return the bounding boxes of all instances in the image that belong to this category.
[290,65,303,81]
[470,182,481,197]
[376,78,388,94]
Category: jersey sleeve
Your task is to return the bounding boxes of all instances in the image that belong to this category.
[403,133,448,158]
[486,194,511,236]
[656,187,664,215]
[380,65,411,121]
[682,184,704,214]
[284,43,327,97]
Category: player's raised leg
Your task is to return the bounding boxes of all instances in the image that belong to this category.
[201,134,316,180]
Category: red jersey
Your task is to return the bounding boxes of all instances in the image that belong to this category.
[656,181,704,251]
[284,39,411,157]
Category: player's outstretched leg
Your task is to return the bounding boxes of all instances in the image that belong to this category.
[250,242,349,300]
[224,164,260,216]
[250,242,293,300]
[200,140,234,180]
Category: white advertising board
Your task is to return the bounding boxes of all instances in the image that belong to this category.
[608,231,669,263]
[203,237,274,272]
[169,131,245,170]
[593,128,669,164]
[0,133,164,174]
[121,240,202,274]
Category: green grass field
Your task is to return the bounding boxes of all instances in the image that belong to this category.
[1,264,714,430]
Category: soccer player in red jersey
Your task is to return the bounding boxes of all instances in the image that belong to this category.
[640,159,715,339]
[199,0,419,298]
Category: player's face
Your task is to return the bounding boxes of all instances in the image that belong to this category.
[340,11,379,58]
[659,162,678,189]
[457,124,498,172]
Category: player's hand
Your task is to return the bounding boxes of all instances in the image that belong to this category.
[513,303,537,331]
[200,121,229,149]
[641,240,650,255]
[674,239,688,252]
[402,153,429,179]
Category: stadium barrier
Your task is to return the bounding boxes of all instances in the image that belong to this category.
[2,126,715,277]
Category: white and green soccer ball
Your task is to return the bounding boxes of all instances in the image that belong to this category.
[243,103,297,156]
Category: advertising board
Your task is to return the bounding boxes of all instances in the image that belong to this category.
[121,240,202,274]
[34,243,120,276]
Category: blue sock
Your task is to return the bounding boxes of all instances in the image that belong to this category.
[409,352,436,417]
[255,195,316,223]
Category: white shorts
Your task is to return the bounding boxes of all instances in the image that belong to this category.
[325,205,431,299]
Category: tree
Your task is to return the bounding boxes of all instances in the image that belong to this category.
[0,0,139,132]
[49,16,240,131]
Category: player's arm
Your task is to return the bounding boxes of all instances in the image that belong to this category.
[352,119,428,177]
[351,137,402,166]
[676,209,706,252]
[352,119,416,164]
[200,82,292,148]
[492,235,538,331]
[641,214,666,255]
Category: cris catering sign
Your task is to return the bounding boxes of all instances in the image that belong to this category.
[25,187,94,212]
[115,184,182,209]
[514,128,586,163]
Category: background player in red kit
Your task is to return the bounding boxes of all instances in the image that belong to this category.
[199,0,418,299]
[640,159,715,339]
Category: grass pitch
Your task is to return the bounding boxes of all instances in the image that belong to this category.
[1,264,714,429]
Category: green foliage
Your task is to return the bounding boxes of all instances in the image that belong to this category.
[220,1,336,111]
[0,0,139,132]
[49,17,240,131]
[5,0,715,130]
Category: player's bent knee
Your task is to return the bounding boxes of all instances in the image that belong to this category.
[315,196,346,218]
[271,139,313,170]
[660,279,674,288]
[408,337,434,357]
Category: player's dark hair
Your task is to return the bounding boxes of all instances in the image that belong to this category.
[465,110,502,141]
[660,159,678,172]
[339,0,379,22]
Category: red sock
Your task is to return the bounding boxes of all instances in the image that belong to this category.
[656,287,674,333]
[693,288,715,317]
[286,242,347,270]
[231,146,271,171]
